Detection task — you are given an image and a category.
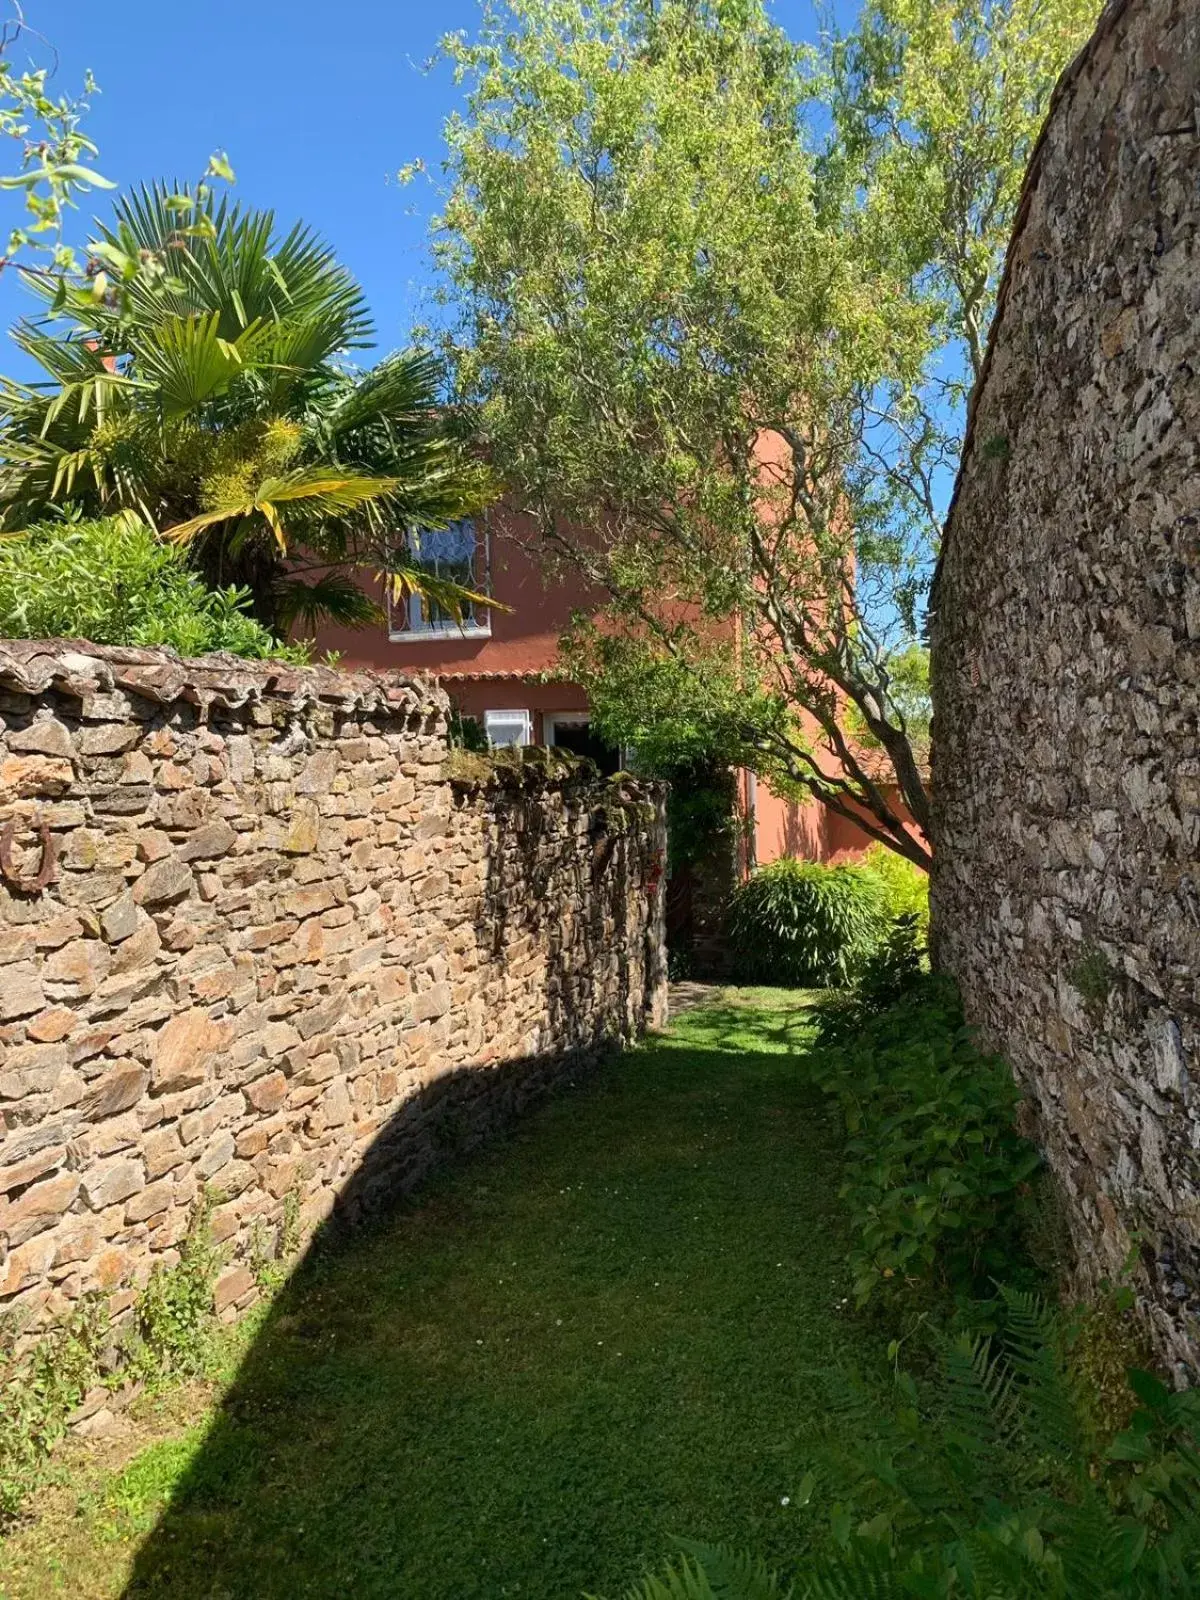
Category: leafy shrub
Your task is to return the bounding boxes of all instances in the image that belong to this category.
[448,708,489,752]
[811,978,1041,1304]
[850,911,928,1017]
[0,1294,110,1523]
[0,514,307,660]
[814,937,923,1049]
[667,944,696,982]
[728,859,890,987]
[861,841,930,928]
[128,1189,224,1380]
[626,1290,1200,1599]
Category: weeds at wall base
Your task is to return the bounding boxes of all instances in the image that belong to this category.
[0,1186,302,1529]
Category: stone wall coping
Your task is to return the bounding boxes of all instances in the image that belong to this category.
[444,745,667,802]
[0,638,448,721]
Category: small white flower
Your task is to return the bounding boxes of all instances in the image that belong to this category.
[781,1496,790,1507]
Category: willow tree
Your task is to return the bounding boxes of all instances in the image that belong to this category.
[434,0,1098,868]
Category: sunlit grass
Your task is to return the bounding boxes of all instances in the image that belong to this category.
[0,988,881,1600]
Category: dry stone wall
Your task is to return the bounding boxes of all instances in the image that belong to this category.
[931,0,1200,1373]
[0,641,666,1341]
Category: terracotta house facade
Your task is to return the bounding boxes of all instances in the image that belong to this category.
[315,505,914,869]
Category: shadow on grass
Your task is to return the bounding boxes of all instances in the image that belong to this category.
[116,1008,878,1600]
[671,990,830,1059]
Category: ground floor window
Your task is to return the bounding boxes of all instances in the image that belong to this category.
[484,709,532,747]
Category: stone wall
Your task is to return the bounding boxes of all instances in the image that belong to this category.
[930,0,1200,1373]
[0,641,666,1341]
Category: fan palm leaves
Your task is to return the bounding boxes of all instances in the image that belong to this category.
[0,182,497,633]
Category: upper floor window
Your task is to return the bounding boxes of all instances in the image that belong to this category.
[388,519,492,640]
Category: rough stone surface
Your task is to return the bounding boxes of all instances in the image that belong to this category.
[930,0,1200,1376]
[0,641,666,1341]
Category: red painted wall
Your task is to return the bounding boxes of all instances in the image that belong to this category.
[752,777,925,866]
[315,507,602,680]
[312,500,928,870]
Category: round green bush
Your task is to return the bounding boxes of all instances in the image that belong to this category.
[727,858,891,988]
[861,841,930,928]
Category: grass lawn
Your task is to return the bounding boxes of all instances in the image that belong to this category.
[0,989,886,1600]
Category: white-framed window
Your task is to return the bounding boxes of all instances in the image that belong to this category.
[387,519,492,640]
[484,709,532,748]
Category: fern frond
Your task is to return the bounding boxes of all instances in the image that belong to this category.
[675,1540,790,1599]
[999,1288,1086,1465]
[796,1539,911,1599]
[941,1331,1018,1441]
[613,1554,723,1600]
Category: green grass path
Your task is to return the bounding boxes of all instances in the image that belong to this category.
[0,991,883,1600]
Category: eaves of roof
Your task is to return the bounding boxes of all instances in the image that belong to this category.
[434,668,575,683]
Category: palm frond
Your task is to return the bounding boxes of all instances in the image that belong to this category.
[86,185,373,349]
[128,312,272,417]
[9,322,118,387]
[321,348,445,442]
[388,563,508,624]
[274,571,385,633]
[165,468,398,552]
[0,179,499,630]
[258,469,398,509]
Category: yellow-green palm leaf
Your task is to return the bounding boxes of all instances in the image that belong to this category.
[166,468,400,553]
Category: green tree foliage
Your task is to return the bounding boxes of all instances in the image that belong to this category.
[436,0,1099,868]
[0,185,496,634]
[828,0,1101,383]
[0,6,111,275]
[0,514,304,660]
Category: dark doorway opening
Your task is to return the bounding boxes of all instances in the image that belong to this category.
[546,716,622,775]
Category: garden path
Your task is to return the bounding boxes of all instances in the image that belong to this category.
[0,989,882,1600]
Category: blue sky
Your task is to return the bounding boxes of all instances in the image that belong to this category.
[0,0,830,368]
